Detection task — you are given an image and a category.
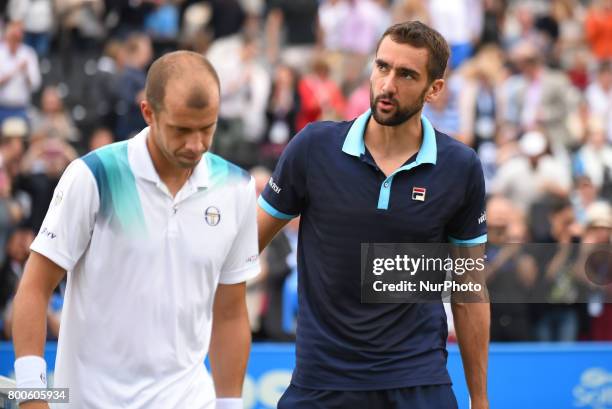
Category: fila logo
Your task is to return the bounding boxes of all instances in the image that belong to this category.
[479,212,487,224]
[412,187,426,202]
[204,206,221,226]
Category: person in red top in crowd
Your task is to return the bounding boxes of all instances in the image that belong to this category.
[585,0,612,60]
[296,58,346,131]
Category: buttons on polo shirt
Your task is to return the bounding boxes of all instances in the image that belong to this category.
[383,182,390,188]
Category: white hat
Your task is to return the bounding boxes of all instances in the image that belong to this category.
[519,131,547,157]
[1,117,28,139]
[585,202,612,229]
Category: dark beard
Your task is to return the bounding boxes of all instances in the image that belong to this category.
[370,87,428,126]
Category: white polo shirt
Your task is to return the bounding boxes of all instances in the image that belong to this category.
[30,128,260,409]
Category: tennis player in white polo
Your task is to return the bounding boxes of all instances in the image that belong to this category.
[11,51,259,409]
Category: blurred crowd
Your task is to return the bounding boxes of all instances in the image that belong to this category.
[0,0,610,343]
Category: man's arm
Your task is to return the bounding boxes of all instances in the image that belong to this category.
[450,244,490,409]
[12,251,66,409]
[209,282,251,399]
[257,206,290,252]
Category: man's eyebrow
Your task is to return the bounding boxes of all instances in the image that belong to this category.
[375,59,421,78]
[397,67,421,78]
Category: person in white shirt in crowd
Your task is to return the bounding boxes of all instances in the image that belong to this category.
[207,31,270,168]
[428,0,483,68]
[585,61,612,143]
[492,130,572,212]
[502,40,578,152]
[573,115,612,199]
[0,21,41,125]
[11,51,259,409]
[7,0,54,58]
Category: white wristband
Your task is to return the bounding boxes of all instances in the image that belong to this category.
[215,398,243,409]
[14,355,47,389]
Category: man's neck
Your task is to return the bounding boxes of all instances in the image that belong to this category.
[8,42,18,55]
[146,135,192,197]
[365,112,422,157]
[364,112,423,176]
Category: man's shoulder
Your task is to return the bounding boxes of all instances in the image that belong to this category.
[435,130,479,166]
[205,152,251,188]
[296,119,353,149]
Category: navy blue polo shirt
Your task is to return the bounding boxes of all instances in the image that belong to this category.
[258,110,487,391]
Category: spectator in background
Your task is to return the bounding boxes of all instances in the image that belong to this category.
[0,21,41,124]
[492,130,571,212]
[502,1,541,50]
[503,40,577,151]
[578,201,612,341]
[6,0,54,58]
[344,75,370,120]
[31,85,81,143]
[428,0,483,68]
[266,0,319,70]
[144,0,180,40]
[486,195,536,341]
[88,126,114,151]
[585,61,612,142]
[572,176,600,227]
[480,0,507,46]
[55,0,106,69]
[0,225,60,341]
[0,117,26,178]
[208,32,270,168]
[144,0,180,55]
[392,0,430,25]
[533,196,582,342]
[262,64,300,168]
[207,0,247,40]
[573,116,612,199]
[114,33,152,140]
[339,0,390,57]
[585,0,612,61]
[457,45,506,149]
[16,133,76,232]
[0,118,26,264]
[550,0,586,71]
[319,0,349,54]
[296,58,346,131]
[422,72,461,138]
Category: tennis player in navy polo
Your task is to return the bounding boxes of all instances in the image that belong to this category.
[258,21,489,409]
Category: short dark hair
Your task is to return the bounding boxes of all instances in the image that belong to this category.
[145,51,220,113]
[375,21,450,82]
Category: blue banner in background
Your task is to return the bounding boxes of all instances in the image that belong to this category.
[1,342,611,409]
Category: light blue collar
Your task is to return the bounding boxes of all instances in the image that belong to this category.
[342,109,437,165]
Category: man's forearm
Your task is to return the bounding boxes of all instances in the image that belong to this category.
[12,284,50,358]
[208,312,251,397]
[452,302,490,406]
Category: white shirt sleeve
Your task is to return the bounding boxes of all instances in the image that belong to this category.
[25,47,41,92]
[30,159,99,271]
[219,177,261,284]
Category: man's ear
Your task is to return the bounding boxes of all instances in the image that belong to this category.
[424,79,445,103]
[141,100,155,126]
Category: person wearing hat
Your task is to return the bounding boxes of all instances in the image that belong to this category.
[491,130,572,212]
[0,116,27,178]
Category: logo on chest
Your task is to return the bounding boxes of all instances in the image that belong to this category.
[412,187,427,202]
[205,206,221,226]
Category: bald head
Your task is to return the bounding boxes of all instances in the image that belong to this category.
[145,51,220,113]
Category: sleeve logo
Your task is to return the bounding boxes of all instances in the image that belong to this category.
[478,212,487,224]
[268,177,282,194]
